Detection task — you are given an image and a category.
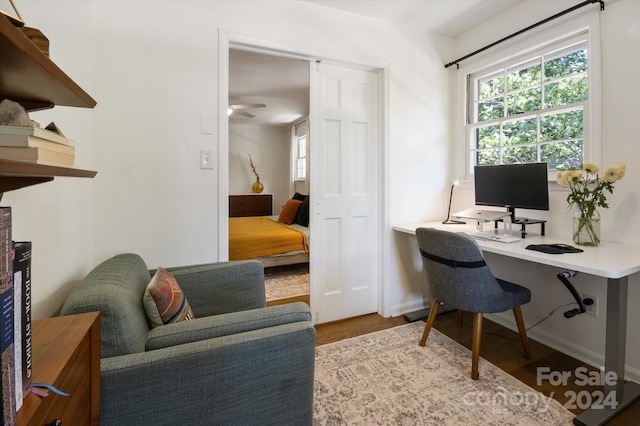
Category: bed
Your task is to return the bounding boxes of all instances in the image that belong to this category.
[229,215,309,267]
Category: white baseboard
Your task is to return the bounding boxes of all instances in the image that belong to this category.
[390,298,429,318]
[487,313,640,384]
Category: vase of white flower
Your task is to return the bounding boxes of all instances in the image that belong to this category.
[556,162,626,247]
[573,208,600,246]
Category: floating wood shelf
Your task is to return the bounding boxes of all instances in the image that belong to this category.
[0,158,96,193]
[0,14,96,111]
[0,14,97,196]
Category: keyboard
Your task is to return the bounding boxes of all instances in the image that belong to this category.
[463,231,521,244]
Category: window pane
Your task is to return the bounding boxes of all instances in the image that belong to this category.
[544,49,587,79]
[478,74,504,98]
[476,149,500,166]
[476,125,500,149]
[503,118,537,146]
[541,140,583,171]
[507,87,541,115]
[467,38,588,170]
[507,61,541,91]
[502,145,537,164]
[478,98,504,122]
[540,110,583,141]
[544,76,588,108]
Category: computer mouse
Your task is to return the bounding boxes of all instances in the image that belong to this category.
[550,244,576,250]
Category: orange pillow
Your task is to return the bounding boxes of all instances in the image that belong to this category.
[278,199,303,225]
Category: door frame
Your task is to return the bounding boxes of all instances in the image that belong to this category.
[217,29,391,317]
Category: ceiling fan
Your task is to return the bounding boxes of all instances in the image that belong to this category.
[228,103,266,118]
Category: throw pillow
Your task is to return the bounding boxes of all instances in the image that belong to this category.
[143,267,195,328]
[295,196,310,227]
[292,192,307,201]
[278,199,303,225]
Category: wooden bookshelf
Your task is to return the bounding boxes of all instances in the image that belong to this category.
[0,14,97,196]
[0,14,96,112]
[0,159,97,194]
[0,13,99,422]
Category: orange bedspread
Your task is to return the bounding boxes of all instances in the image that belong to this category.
[229,216,309,260]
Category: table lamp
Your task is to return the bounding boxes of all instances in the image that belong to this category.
[442,181,465,224]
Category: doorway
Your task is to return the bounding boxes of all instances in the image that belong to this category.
[228,48,311,306]
[219,31,385,324]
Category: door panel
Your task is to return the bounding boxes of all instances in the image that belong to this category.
[310,63,379,324]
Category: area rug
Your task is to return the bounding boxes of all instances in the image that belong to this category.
[264,263,309,301]
[313,322,574,425]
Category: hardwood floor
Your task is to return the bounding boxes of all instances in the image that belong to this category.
[314,311,640,425]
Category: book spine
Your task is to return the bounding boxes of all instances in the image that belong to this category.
[13,241,31,411]
[0,207,15,425]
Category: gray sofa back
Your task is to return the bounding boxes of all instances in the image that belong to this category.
[61,253,152,358]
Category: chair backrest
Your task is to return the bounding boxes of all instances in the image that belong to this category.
[61,253,152,358]
[415,227,505,313]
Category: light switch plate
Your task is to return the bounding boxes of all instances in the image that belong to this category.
[201,115,215,135]
[200,150,213,169]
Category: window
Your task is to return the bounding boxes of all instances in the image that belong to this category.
[467,35,589,172]
[295,134,307,181]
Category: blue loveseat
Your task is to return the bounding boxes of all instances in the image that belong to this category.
[60,253,315,425]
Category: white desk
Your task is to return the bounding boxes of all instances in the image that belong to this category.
[393,221,640,426]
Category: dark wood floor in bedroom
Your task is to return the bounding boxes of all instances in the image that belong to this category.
[314,311,640,425]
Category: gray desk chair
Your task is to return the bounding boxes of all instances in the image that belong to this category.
[416,227,532,380]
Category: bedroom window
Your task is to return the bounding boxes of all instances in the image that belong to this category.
[295,134,307,181]
[466,34,590,173]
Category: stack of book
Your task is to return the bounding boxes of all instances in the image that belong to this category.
[0,123,74,167]
[0,206,32,424]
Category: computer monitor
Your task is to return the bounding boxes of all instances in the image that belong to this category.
[474,162,549,221]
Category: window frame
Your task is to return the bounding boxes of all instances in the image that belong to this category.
[466,35,588,173]
[452,13,601,183]
[294,133,307,182]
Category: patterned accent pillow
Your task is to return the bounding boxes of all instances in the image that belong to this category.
[278,199,303,225]
[143,267,195,328]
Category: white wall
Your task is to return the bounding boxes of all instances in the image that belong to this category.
[12,1,450,320]
[229,123,291,212]
[447,0,640,381]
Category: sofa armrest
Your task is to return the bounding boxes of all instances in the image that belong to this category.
[163,259,265,316]
[100,322,316,426]
[145,302,311,351]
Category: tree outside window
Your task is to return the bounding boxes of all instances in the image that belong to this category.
[468,41,588,172]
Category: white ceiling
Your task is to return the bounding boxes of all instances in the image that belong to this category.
[229,49,310,127]
[304,0,525,38]
[228,0,525,126]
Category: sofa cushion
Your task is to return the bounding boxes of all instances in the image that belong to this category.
[60,253,152,358]
[143,268,195,328]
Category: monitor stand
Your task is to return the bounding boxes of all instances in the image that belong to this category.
[495,218,546,238]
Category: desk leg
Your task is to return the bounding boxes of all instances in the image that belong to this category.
[574,276,640,426]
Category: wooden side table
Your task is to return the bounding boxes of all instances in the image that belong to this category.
[16,311,100,425]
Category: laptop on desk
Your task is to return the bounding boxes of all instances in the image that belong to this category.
[452,209,511,222]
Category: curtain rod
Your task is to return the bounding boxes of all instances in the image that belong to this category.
[445,0,605,69]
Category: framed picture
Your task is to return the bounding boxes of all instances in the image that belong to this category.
[0,0,24,26]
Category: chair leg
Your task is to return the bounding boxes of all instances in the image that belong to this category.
[457,309,464,327]
[419,298,440,346]
[513,306,532,359]
[471,313,483,380]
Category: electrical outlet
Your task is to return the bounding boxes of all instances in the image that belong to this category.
[582,293,598,317]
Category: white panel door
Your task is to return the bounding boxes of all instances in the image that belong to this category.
[310,62,379,324]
